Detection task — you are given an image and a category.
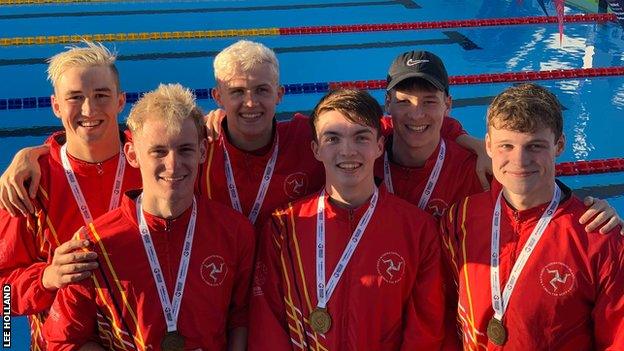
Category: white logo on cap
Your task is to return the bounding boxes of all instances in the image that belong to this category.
[406,59,429,66]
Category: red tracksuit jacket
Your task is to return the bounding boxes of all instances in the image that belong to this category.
[0,134,141,350]
[199,114,466,228]
[248,187,446,350]
[375,135,483,218]
[440,182,624,350]
[44,191,255,351]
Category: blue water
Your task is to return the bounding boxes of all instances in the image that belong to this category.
[1,0,623,349]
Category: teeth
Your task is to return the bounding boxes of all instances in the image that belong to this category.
[78,120,102,127]
[161,176,184,181]
[405,124,427,132]
[241,113,262,119]
[338,163,360,170]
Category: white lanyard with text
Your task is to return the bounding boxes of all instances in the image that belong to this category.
[222,133,279,224]
[490,184,561,321]
[136,194,197,334]
[315,188,378,310]
[60,143,125,224]
[383,139,446,210]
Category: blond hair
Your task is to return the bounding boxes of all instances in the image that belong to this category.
[213,40,279,84]
[47,41,120,91]
[487,83,563,141]
[126,83,205,139]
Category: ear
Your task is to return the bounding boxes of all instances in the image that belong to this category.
[376,135,385,158]
[199,138,208,163]
[485,132,493,159]
[211,86,223,107]
[554,133,565,157]
[116,92,126,114]
[51,95,62,119]
[311,139,321,162]
[124,141,140,169]
[276,85,285,104]
[444,95,452,116]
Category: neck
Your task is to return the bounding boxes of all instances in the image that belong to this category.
[325,179,376,209]
[502,183,556,211]
[391,134,439,168]
[226,124,274,152]
[140,193,193,219]
[66,137,121,163]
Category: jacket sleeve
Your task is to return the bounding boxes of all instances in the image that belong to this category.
[0,209,56,315]
[248,214,292,351]
[227,217,256,330]
[593,234,624,350]
[43,278,98,351]
[400,215,446,350]
[441,116,467,141]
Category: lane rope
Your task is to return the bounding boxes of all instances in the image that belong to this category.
[0,14,617,47]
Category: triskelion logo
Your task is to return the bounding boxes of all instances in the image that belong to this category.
[284,172,309,199]
[201,255,228,287]
[539,262,575,296]
[426,198,449,218]
[377,252,406,284]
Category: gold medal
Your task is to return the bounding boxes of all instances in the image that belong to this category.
[161,331,185,351]
[309,307,332,334]
[487,317,507,346]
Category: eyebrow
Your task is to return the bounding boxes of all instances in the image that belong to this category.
[65,87,113,95]
[321,127,374,137]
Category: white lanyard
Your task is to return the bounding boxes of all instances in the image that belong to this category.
[383,139,446,210]
[137,194,197,333]
[60,143,125,224]
[222,133,279,224]
[490,184,561,320]
[315,188,378,309]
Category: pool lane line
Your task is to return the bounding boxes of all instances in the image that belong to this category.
[0,13,616,47]
[0,1,420,18]
[0,32,480,67]
[2,66,623,112]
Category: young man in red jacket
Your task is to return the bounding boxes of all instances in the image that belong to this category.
[441,83,624,350]
[0,41,141,350]
[249,89,446,350]
[44,83,255,351]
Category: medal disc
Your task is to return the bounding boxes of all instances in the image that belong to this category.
[161,331,185,351]
[309,307,332,334]
[486,317,507,346]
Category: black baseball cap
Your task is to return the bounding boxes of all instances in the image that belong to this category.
[386,51,449,94]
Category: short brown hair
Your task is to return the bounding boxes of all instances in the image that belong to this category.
[487,83,563,141]
[309,89,383,141]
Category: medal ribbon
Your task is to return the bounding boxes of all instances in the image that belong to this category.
[490,184,561,321]
[61,143,125,224]
[316,188,379,309]
[137,194,197,333]
[383,139,446,209]
[222,133,279,224]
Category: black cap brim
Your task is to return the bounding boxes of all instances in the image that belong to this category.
[386,72,447,92]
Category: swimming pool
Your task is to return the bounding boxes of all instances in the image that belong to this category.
[1,0,623,349]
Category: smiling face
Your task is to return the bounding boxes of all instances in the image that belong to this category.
[212,62,284,150]
[126,117,206,210]
[486,125,564,209]
[385,84,451,157]
[312,109,384,196]
[51,65,125,159]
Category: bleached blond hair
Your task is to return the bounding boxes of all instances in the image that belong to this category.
[213,40,279,85]
[47,41,121,91]
[126,83,205,139]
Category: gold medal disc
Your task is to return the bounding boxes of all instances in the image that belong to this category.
[309,307,332,334]
[486,317,507,346]
[161,331,185,351]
